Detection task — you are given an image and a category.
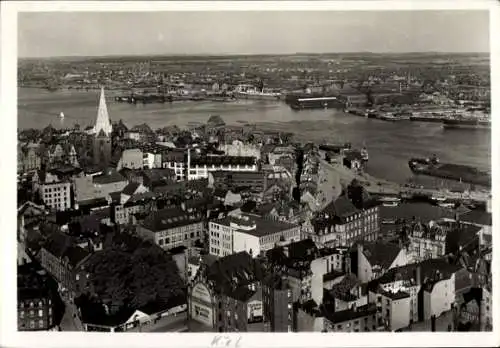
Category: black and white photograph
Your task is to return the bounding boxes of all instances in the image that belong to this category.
[1,1,498,347]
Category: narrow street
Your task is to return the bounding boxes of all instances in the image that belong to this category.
[59,299,84,331]
[128,312,187,333]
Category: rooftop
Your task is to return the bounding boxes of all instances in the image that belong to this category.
[322,303,378,324]
[359,242,403,269]
[190,155,256,167]
[93,172,126,185]
[215,213,298,238]
[141,207,203,232]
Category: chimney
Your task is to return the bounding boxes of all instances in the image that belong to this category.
[345,253,351,274]
[416,265,422,286]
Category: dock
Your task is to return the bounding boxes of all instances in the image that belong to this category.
[318,158,490,204]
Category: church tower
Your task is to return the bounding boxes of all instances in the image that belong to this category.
[93,87,113,168]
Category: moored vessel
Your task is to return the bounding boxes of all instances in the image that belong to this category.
[408,155,490,187]
[442,118,491,130]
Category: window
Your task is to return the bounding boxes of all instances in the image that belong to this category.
[20,311,24,318]
[39,319,44,328]
[38,310,43,317]
[30,320,35,329]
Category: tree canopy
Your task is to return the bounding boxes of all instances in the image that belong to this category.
[83,236,185,310]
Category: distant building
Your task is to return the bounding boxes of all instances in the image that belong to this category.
[323,303,379,332]
[162,149,186,181]
[356,242,408,283]
[187,152,258,181]
[407,221,447,263]
[368,258,465,329]
[18,263,58,331]
[32,171,72,212]
[188,252,265,332]
[117,148,144,170]
[208,212,301,258]
[136,207,204,251]
[73,171,128,208]
[307,196,380,248]
[39,232,91,300]
[218,140,261,160]
[208,171,267,194]
[262,275,294,332]
[18,143,42,173]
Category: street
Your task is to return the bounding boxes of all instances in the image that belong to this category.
[59,299,84,331]
[129,312,187,333]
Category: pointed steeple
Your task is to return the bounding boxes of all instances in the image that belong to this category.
[94,87,112,136]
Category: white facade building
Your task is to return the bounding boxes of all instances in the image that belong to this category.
[208,213,301,258]
[187,150,258,181]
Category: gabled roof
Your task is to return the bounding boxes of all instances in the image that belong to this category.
[360,242,403,269]
[122,182,140,196]
[322,196,359,219]
[459,210,492,226]
[369,258,463,291]
[141,207,203,232]
[93,172,126,185]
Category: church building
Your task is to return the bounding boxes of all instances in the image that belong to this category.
[93,87,113,168]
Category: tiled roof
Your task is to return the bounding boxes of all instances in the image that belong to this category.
[322,303,377,324]
[93,172,126,185]
[379,289,411,300]
[206,251,264,302]
[216,213,298,238]
[122,182,140,196]
[360,242,402,269]
[459,210,492,226]
[190,155,256,167]
[322,196,359,219]
[369,258,463,291]
[327,273,360,302]
[141,207,203,232]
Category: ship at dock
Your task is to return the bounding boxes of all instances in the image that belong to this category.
[233,82,282,101]
[289,95,347,110]
[442,118,491,130]
[408,154,490,187]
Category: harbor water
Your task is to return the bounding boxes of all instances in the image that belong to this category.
[17,88,491,185]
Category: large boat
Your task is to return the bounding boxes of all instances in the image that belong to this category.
[408,155,490,187]
[319,143,352,153]
[377,111,411,122]
[442,118,491,130]
[233,84,282,101]
[290,96,346,110]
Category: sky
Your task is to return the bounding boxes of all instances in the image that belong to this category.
[18,10,490,58]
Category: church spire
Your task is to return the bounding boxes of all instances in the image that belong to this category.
[94,87,112,136]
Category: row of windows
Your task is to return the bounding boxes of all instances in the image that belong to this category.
[21,319,47,329]
[44,185,68,193]
[19,308,51,318]
[20,300,50,308]
[158,231,200,245]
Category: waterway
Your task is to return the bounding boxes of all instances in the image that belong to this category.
[17,88,491,185]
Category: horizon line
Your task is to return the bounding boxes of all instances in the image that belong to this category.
[18,51,491,60]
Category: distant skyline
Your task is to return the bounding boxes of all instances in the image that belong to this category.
[18,11,490,58]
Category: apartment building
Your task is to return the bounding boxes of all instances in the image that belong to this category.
[136,207,204,251]
[208,213,301,258]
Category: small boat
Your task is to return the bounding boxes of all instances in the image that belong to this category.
[59,112,65,119]
[379,196,401,207]
[438,202,455,209]
[431,194,447,203]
